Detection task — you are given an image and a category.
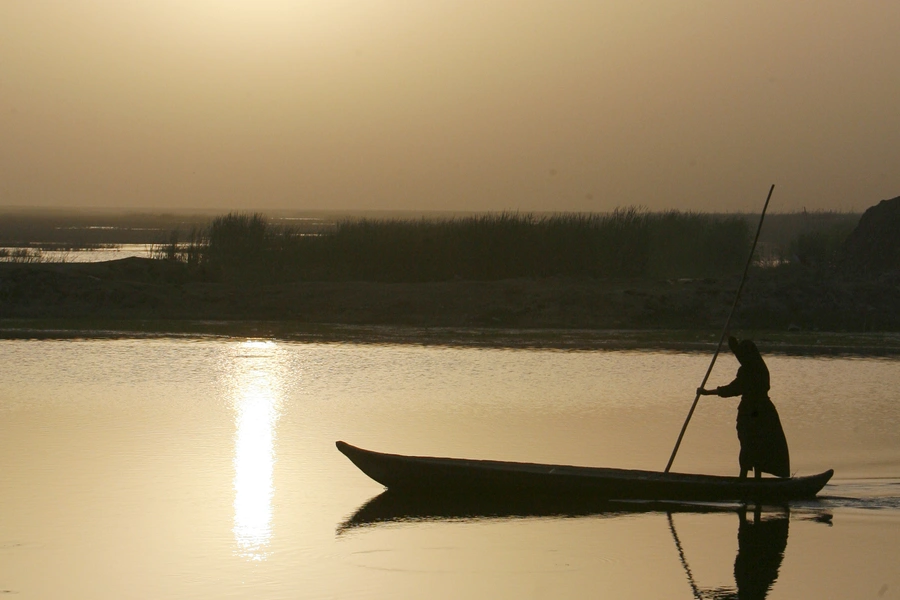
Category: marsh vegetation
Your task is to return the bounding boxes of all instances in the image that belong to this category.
[153,210,861,283]
[5,207,897,334]
[2,208,862,277]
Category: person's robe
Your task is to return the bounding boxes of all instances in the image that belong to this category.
[715,357,790,478]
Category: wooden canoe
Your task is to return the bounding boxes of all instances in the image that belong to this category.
[337,441,834,502]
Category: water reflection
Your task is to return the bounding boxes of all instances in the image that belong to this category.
[229,340,284,560]
[337,490,736,533]
[669,508,790,600]
[732,509,789,600]
[341,493,824,599]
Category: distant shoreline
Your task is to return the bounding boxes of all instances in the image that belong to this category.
[2,258,899,354]
[2,319,898,356]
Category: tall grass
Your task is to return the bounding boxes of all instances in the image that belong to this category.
[175,210,752,282]
[753,210,860,266]
[149,227,205,265]
[0,248,48,263]
[646,211,750,278]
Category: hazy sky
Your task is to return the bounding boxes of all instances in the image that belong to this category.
[2,1,898,213]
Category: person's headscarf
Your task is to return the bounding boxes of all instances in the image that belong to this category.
[728,336,770,391]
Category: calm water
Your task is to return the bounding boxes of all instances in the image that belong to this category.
[0,244,152,263]
[0,339,898,599]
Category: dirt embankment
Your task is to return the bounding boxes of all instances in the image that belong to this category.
[1,256,899,334]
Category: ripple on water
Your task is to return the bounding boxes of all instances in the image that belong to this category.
[816,479,900,511]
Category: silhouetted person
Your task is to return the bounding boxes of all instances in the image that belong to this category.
[698,337,790,478]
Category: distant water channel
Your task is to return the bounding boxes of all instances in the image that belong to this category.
[0,243,152,263]
[0,338,898,599]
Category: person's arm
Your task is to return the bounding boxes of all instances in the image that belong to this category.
[697,373,744,397]
[711,377,743,397]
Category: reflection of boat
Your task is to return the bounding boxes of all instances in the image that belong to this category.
[340,489,830,599]
[338,488,739,533]
[337,441,833,502]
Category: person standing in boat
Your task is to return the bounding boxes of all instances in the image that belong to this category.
[697,337,790,479]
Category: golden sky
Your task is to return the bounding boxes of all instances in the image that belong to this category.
[2,1,898,212]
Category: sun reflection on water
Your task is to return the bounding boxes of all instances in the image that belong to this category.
[229,340,284,561]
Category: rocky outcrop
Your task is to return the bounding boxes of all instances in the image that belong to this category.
[842,196,900,274]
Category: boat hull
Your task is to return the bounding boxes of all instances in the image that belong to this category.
[336,441,833,502]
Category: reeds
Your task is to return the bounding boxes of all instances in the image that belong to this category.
[183,210,753,282]
[150,227,205,265]
[314,209,648,280]
[4,208,862,278]
[0,248,47,263]
[754,210,860,267]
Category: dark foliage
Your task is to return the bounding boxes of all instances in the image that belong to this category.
[173,210,751,282]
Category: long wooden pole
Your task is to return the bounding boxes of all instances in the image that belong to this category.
[664,184,775,473]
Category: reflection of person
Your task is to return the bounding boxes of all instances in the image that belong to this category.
[698,337,790,478]
[670,507,791,600]
[733,507,789,600]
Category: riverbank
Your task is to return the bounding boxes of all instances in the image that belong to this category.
[2,257,899,355]
[2,319,899,355]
